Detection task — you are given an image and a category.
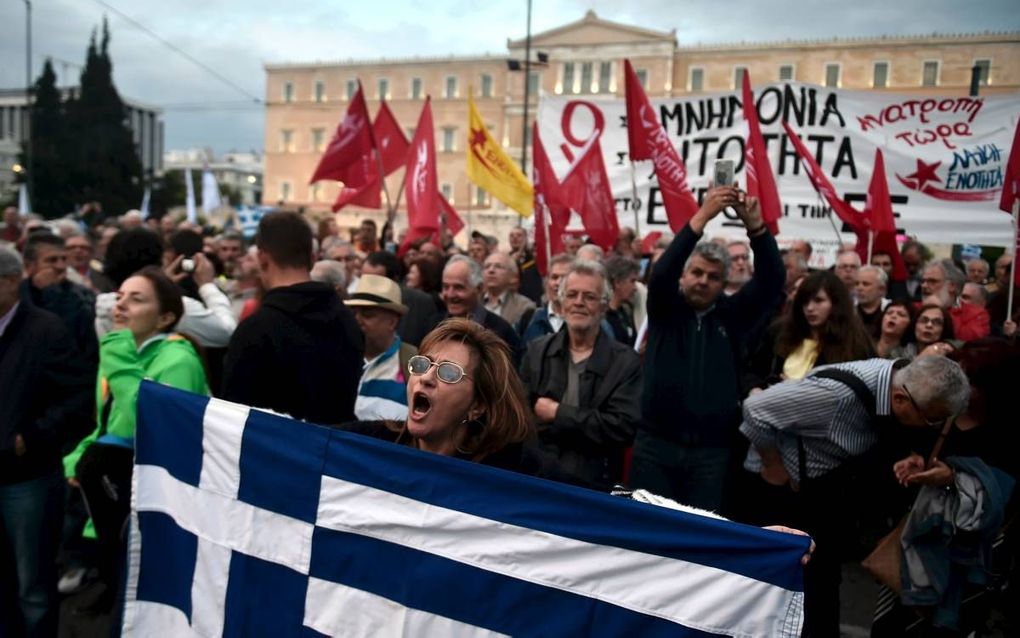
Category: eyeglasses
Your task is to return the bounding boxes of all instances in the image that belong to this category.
[407,355,472,384]
[562,290,602,304]
[917,316,944,327]
[902,384,946,428]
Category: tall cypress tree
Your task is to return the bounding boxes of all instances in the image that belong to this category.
[20,59,74,218]
[70,18,143,218]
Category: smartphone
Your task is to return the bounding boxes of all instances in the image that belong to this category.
[181,258,196,273]
[714,159,735,187]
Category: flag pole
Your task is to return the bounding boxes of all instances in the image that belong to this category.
[629,161,641,235]
[867,229,874,263]
[1009,199,1018,321]
[817,191,843,245]
[466,182,474,240]
[391,172,407,222]
[543,202,552,268]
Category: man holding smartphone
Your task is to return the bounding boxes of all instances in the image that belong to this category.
[630,184,784,512]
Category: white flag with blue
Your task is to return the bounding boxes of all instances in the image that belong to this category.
[123,381,808,637]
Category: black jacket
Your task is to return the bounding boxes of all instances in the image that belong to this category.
[19,278,98,367]
[0,303,94,484]
[520,327,642,489]
[428,306,523,363]
[222,281,364,425]
[642,225,784,446]
[397,284,439,347]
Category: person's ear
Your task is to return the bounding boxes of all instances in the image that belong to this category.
[156,311,177,333]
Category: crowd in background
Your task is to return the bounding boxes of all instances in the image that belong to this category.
[1,193,1019,637]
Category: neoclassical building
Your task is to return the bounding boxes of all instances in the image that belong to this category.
[263,10,1019,236]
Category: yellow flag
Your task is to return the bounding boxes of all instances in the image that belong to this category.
[466,94,533,217]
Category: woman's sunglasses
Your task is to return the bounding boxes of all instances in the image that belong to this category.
[407,355,471,384]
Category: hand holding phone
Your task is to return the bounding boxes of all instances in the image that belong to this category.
[713,159,735,187]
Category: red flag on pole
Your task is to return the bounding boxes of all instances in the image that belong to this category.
[999,117,1020,215]
[404,97,440,234]
[309,80,376,184]
[374,101,410,177]
[561,136,620,253]
[532,122,567,276]
[741,72,782,235]
[863,149,908,281]
[331,163,382,211]
[439,194,464,238]
[782,121,865,233]
[624,59,700,232]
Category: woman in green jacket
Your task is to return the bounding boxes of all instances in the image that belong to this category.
[65,266,208,612]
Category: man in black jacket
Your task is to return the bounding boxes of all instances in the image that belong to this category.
[361,250,438,346]
[520,260,641,489]
[0,246,93,637]
[630,186,784,511]
[222,212,363,424]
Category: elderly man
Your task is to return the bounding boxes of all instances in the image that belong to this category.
[216,231,245,279]
[789,239,813,265]
[855,265,889,337]
[326,240,362,296]
[483,252,536,327]
[431,254,520,356]
[922,258,989,341]
[520,260,642,490]
[576,244,604,262]
[987,254,1012,299]
[630,186,784,512]
[740,356,970,637]
[0,246,93,637]
[960,281,988,309]
[965,258,989,284]
[901,240,930,300]
[834,249,861,293]
[310,260,347,298]
[725,240,753,295]
[468,232,493,265]
[345,274,417,421]
[783,251,808,299]
[519,253,575,344]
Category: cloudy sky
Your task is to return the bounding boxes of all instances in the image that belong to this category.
[0,0,1016,154]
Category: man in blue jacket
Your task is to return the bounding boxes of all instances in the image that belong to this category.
[629,186,784,511]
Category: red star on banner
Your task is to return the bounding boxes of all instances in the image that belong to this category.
[469,128,487,149]
[904,159,942,191]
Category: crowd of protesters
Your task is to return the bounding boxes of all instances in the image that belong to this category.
[1,190,1019,637]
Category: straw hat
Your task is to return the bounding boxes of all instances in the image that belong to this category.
[344,274,408,315]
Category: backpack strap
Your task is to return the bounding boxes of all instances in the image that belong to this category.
[809,368,877,420]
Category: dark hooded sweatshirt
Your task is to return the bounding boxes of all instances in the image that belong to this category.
[222,281,363,425]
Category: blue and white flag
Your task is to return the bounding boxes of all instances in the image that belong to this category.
[202,168,222,214]
[185,169,197,224]
[124,381,808,637]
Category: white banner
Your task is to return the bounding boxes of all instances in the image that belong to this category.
[537,83,1020,246]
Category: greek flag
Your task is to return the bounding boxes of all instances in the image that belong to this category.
[123,381,807,637]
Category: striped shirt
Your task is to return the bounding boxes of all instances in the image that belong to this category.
[354,338,409,421]
[741,358,896,482]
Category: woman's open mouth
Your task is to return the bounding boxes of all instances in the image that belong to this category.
[411,392,432,419]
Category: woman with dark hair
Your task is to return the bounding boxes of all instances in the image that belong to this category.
[604,256,640,346]
[406,256,442,297]
[889,304,956,360]
[876,301,916,358]
[748,270,875,389]
[66,266,208,612]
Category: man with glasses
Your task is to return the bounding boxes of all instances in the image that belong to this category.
[922,258,989,341]
[519,260,642,490]
[724,240,752,295]
[834,249,861,293]
[739,355,970,636]
[482,252,535,327]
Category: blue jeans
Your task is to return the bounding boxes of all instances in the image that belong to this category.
[629,430,731,512]
[0,470,64,638]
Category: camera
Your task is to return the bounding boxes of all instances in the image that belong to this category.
[181,258,196,273]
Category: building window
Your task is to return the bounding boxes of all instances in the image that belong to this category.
[441,183,453,202]
[527,71,540,96]
[636,69,649,90]
[974,59,991,86]
[922,60,940,87]
[563,62,575,94]
[280,181,292,202]
[406,127,416,140]
[442,127,456,152]
[475,186,487,207]
[598,62,612,93]
[283,81,294,103]
[445,76,458,99]
[824,63,841,88]
[314,80,325,103]
[311,128,326,152]
[581,62,593,93]
[480,74,493,98]
[733,66,746,89]
[378,78,389,100]
[873,62,889,88]
[779,65,794,81]
[411,77,423,100]
[346,80,357,100]
[310,183,321,202]
[280,129,295,153]
[689,68,704,92]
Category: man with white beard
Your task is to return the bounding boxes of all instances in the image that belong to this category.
[725,240,752,295]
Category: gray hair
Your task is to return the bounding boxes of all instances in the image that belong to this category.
[784,251,807,272]
[836,249,862,266]
[576,244,605,262]
[485,251,519,277]
[54,218,84,239]
[549,253,576,269]
[445,254,484,288]
[962,281,988,305]
[859,265,888,288]
[0,245,24,278]
[310,259,347,289]
[684,241,730,280]
[938,259,966,296]
[894,356,970,417]
[604,255,641,285]
[558,259,611,306]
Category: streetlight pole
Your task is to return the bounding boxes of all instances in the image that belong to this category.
[23,0,32,209]
[518,0,532,228]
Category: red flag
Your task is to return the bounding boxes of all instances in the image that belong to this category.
[1000,117,1020,214]
[309,80,376,184]
[742,72,782,235]
[782,122,866,233]
[532,122,568,276]
[863,149,908,281]
[331,169,382,211]
[374,101,410,176]
[561,136,620,252]
[624,59,700,232]
[439,194,464,238]
[404,97,439,233]
[641,231,663,255]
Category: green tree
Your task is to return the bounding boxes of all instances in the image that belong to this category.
[19,59,75,218]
